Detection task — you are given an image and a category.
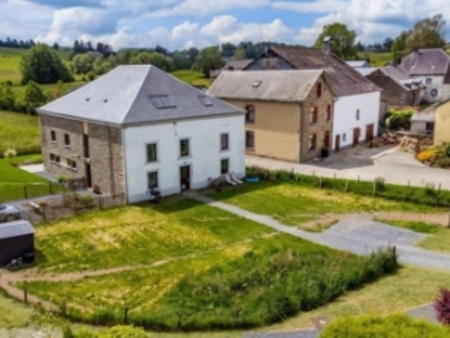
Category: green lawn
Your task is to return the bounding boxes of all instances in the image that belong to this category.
[0,155,45,184]
[171,70,211,87]
[358,52,393,67]
[209,182,437,227]
[0,110,41,156]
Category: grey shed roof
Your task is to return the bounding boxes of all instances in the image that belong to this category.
[37,65,242,126]
[380,66,423,90]
[208,70,324,102]
[401,49,450,77]
[411,111,436,123]
[0,220,35,239]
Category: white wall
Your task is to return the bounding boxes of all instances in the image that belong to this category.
[412,75,450,103]
[332,92,381,150]
[123,115,246,203]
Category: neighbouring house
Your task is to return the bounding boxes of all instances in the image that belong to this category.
[244,46,382,152]
[208,70,335,163]
[410,110,436,134]
[401,48,450,103]
[346,60,371,68]
[366,66,423,106]
[210,58,254,80]
[434,98,450,145]
[37,65,245,203]
[0,220,34,266]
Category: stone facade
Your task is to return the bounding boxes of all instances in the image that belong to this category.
[367,72,421,106]
[40,115,125,195]
[221,75,334,163]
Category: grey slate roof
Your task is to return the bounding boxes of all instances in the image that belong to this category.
[401,49,450,77]
[225,58,254,70]
[0,220,35,239]
[380,66,423,91]
[208,70,324,102]
[37,65,242,126]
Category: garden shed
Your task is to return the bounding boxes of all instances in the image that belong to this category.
[0,220,35,266]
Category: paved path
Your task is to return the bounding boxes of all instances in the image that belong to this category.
[192,194,450,271]
[246,148,450,191]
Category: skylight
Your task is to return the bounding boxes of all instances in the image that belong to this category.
[253,80,262,88]
[198,95,213,107]
[149,95,176,109]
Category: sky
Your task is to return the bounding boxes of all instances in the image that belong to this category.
[0,0,449,51]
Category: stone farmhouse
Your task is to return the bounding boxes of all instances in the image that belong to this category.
[243,46,382,153]
[208,70,335,163]
[37,65,245,203]
[401,48,450,103]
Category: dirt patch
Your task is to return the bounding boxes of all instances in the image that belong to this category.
[372,212,449,227]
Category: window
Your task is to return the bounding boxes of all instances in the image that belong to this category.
[426,123,434,131]
[146,143,157,162]
[342,133,347,142]
[149,95,176,109]
[246,131,254,149]
[308,134,317,151]
[310,107,318,124]
[64,134,70,147]
[221,159,229,175]
[180,139,190,157]
[426,78,432,85]
[199,95,213,107]
[83,134,90,158]
[245,105,255,123]
[220,133,229,151]
[50,153,60,164]
[317,82,322,98]
[326,105,331,121]
[356,109,360,120]
[148,171,158,189]
[67,159,77,170]
[50,130,56,142]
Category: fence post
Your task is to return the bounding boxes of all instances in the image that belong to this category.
[319,177,323,189]
[61,299,67,317]
[438,183,442,193]
[124,307,129,324]
[24,281,28,304]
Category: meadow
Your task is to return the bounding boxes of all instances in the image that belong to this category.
[19,197,396,331]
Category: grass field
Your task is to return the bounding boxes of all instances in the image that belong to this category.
[0,155,45,184]
[170,70,211,87]
[209,182,437,227]
[0,110,40,156]
[358,52,393,67]
[18,197,396,331]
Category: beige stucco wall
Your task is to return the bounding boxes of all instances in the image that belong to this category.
[225,100,302,162]
[435,100,450,145]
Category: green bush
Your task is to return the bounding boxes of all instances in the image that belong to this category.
[385,109,414,130]
[99,325,148,338]
[320,314,450,338]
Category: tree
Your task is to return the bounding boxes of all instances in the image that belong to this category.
[52,42,60,50]
[193,46,225,77]
[383,38,394,51]
[405,15,446,52]
[391,31,409,64]
[234,47,246,59]
[0,83,16,110]
[24,81,46,113]
[314,23,358,60]
[70,52,98,75]
[20,44,74,84]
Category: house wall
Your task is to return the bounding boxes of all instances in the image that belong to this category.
[123,114,246,203]
[224,100,302,162]
[39,115,125,195]
[412,75,450,103]
[367,75,420,106]
[435,100,450,145]
[332,92,381,151]
[0,234,34,266]
[411,121,434,134]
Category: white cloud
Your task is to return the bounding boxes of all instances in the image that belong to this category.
[149,0,269,17]
[272,0,348,13]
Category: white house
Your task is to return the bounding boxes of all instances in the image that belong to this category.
[37,65,245,203]
[243,46,382,152]
[401,48,450,103]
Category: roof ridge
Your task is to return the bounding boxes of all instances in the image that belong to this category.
[120,65,152,124]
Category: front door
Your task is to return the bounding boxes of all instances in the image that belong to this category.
[335,135,341,152]
[365,124,374,143]
[353,128,360,147]
[180,165,191,191]
[85,164,92,188]
[324,131,331,149]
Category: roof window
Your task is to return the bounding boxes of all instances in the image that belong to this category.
[149,95,177,109]
[198,95,213,107]
[252,80,262,88]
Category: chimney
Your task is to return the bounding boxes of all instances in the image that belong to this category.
[323,36,331,54]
